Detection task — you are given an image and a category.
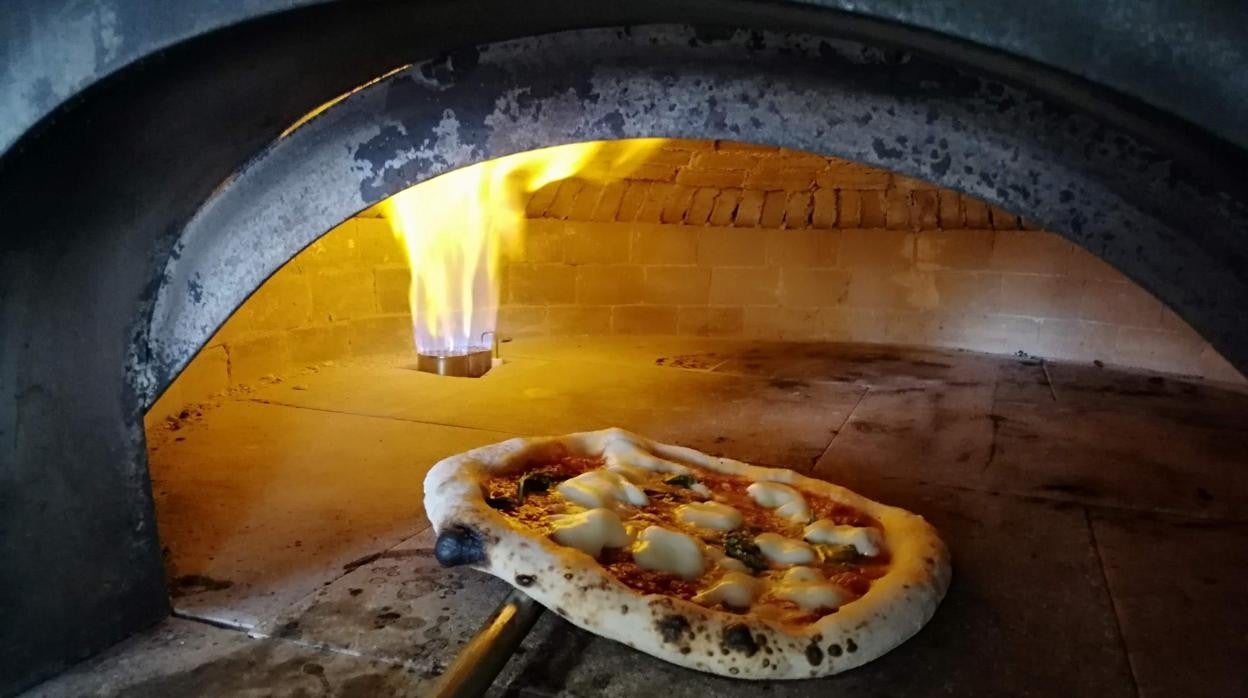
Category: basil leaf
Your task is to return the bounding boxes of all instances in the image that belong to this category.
[664,474,698,489]
[723,532,768,573]
[486,496,517,511]
[517,472,556,502]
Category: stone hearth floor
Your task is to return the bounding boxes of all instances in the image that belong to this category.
[24,337,1248,697]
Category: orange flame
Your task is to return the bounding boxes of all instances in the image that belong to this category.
[380,140,662,354]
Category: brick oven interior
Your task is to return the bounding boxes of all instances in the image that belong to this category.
[25,140,1247,697]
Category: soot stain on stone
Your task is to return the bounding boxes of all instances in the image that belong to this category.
[1039,481,1102,497]
[169,574,234,597]
[507,619,594,693]
[657,614,691,644]
[515,574,535,587]
[373,611,402,629]
[909,359,953,369]
[721,624,759,656]
[850,420,908,435]
[342,552,382,572]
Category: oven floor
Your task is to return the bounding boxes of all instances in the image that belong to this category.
[26,338,1248,697]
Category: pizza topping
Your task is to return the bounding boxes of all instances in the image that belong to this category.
[804,521,884,556]
[549,507,631,557]
[603,438,690,476]
[692,572,763,609]
[722,531,769,573]
[746,482,811,522]
[558,469,649,509]
[518,471,555,496]
[664,474,697,488]
[771,567,852,612]
[755,532,816,566]
[817,543,861,563]
[632,525,705,579]
[485,495,517,511]
[707,547,751,573]
[675,501,743,531]
[663,474,713,498]
[606,461,650,484]
[481,451,891,620]
[780,565,822,582]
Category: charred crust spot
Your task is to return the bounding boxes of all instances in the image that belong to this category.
[657,614,691,644]
[515,574,535,587]
[805,642,824,666]
[762,658,770,668]
[564,572,574,580]
[434,524,488,567]
[847,638,859,653]
[621,605,629,614]
[729,667,739,675]
[828,643,843,657]
[721,624,759,657]
[555,607,567,615]
[680,647,691,655]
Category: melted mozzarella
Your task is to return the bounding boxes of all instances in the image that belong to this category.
[557,469,648,509]
[632,526,704,579]
[603,438,691,476]
[690,482,712,498]
[717,556,749,573]
[675,501,743,531]
[706,547,749,572]
[781,566,823,583]
[754,532,816,566]
[605,461,649,484]
[693,572,763,609]
[549,508,630,557]
[804,520,884,556]
[771,567,851,611]
[746,481,811,522]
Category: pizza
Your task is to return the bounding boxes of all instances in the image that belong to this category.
[423,428,950,679]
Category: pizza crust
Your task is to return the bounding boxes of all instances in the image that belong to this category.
[423,428,951,679]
